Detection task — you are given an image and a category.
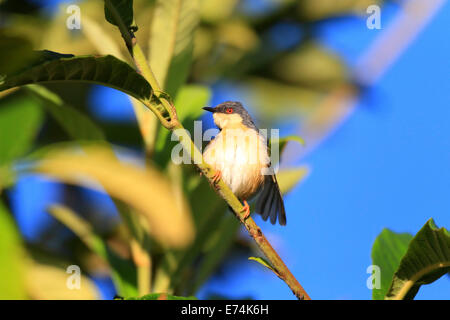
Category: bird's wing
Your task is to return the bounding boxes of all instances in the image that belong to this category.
[254,173,286,226]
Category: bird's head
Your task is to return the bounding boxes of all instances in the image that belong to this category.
[203,101,257,130]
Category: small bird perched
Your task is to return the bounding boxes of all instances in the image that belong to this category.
[202,101,286,225]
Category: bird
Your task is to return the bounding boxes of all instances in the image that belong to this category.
[202,101,286,225]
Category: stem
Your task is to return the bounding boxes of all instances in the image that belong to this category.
[131,238,151,295]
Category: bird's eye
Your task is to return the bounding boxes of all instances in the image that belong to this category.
[225,108,233,114]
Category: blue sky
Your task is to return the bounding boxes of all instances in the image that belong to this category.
[9,0,449,299]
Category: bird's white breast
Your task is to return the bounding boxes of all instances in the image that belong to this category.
[203,127,269,199]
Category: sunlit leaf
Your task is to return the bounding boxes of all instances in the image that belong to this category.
[385,219,450,300]
[155,84,210,152]
[0,52,152,102]
[26,263,100,300]
[154,84,210,167]
[277,167,309,194]
[249,256,278,275]
[149,0,199,97]
[0,165,16,191]
[270,135,305,164]
[0,94,43,165]
[371,228,412,300]
[0,200,28,299]
[81,14,127,61]
[31,145,194,248]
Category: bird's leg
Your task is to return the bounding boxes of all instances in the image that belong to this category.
[211,170,222,185]
[240,200,250,220]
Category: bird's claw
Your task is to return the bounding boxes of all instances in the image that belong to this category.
[211,170,222,185]
[240,200,250,220]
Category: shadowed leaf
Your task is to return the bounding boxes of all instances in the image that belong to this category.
[104,0,136,31]
[25,85,105,141]
[0,53,152,102]
[47,204,138,297]
[0,33,34,75]
[187,215,239,294]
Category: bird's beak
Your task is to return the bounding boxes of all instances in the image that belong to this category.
[202,107,215,113]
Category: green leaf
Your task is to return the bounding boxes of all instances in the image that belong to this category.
[104,0,136,31]
[0,165,16,191]
[278,135,305,153]
[371,229,413,300]
[249,256,278,276]
[149,0,199,97]
[276,167,309,194]
[271,42,348,89]
[0,33,35,75]
[155,84,210,151]
[0,200,28,299]
[25,85,106,141]
[81,14,127,61]
[385,219,450,300]
[0,52,152,102]
[154,84,210,167]
[0,94,43,165]
[175,84,211,123]
[126,293,197,300]
[270,135,305,165]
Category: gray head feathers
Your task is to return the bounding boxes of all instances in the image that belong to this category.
[210,101,258,130]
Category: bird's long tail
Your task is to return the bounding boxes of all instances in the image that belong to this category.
[255,174,286,225]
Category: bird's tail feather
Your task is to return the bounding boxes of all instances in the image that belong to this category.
[255,174,286,226]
